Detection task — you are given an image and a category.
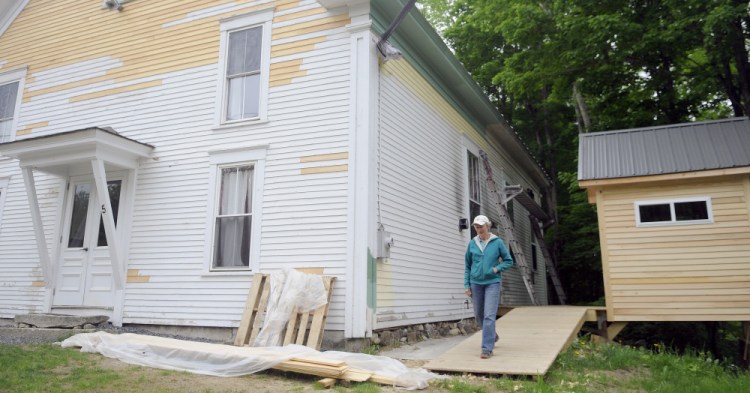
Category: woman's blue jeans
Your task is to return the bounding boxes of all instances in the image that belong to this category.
[471,282,500,354]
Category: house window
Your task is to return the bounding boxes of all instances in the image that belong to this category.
[205,147,266,273]
[213,165,253,269]
[0,68,25,143]
[504,181,515,224]
[635,197,713,227]
[217,9,273,125]
[467,151,481,237]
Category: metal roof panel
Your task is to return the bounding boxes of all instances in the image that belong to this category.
[578,117,750,180]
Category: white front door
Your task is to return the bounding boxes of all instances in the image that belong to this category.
[53,176,124,308]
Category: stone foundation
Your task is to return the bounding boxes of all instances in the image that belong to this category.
[371,318,479,347]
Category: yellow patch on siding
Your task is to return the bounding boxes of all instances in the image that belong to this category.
[276,0,302,12]
[271,37,326,58]
[273,7,326,23]
[31,281,46,287]
[127,269,150,283]
[300,152,348,163]
[382,59,491,153]
[69,80,162,103]
[1,0,335,103]
[295,267,324,274]
[15,121,48,136]
[269,59,306,87]
[301,164,348,175]
[272,14,350,40]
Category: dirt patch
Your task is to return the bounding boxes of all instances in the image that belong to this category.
[584,367,650,393]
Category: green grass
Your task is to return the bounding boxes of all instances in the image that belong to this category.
[2,338,750,392]
[0,343,122,392]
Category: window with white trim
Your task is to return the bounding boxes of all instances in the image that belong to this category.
[0,68,25,143]
[635,197,713,227]
[467,151,481,237]
[205,147,266,272]
[213,165,253,268]
[216,9,273,125]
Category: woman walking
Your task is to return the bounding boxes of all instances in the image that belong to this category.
[464,215,514,359]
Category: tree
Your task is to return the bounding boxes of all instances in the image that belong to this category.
[423,0,741,304]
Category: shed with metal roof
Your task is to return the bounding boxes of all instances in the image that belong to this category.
[578,118,750,335]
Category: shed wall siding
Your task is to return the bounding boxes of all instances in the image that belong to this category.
[597,175,750,321]
[374,59,546,329]
[0,0,355,330]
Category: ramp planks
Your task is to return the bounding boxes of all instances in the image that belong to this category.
[424,306,588,375]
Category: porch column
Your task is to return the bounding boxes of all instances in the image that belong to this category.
[20,166,52,284]
[91,158,124,290]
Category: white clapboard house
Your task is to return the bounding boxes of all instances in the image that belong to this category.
[0,0,551,344]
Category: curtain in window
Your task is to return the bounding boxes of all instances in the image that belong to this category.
[214,166,253,268]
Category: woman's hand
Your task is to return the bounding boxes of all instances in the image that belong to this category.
[465,288,472,297]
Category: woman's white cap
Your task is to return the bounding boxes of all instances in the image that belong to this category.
[472,215,490,226]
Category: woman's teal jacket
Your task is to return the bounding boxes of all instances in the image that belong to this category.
[464,234,514,288]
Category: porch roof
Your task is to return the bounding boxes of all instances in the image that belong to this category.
[0,126,153,175]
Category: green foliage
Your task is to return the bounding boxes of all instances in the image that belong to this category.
[434,378,488,393]
[422,0,749,308]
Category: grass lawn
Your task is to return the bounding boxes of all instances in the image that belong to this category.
[1,338,749,392]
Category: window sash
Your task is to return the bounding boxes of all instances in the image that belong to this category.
[212,165,254,269]
[635,198,712,226]
[225,26,263,122]
[467,152,480,203]
[0,81,19,142]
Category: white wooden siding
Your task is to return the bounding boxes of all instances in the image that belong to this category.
[375,59,547,329]
[0,1,356,331]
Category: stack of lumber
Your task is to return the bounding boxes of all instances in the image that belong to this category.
[233,271,411,388]
[272,356,397,387]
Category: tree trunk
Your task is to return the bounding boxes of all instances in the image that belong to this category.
[572,81,591,133]
[729,15,750,116]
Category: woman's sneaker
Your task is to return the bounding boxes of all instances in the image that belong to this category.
[480,352,492,359]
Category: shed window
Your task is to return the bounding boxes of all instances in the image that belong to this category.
[635,198,712,226]
[0,81,20,143]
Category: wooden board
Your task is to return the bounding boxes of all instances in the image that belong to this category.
[424,306,588,375]
[234,273,335,350]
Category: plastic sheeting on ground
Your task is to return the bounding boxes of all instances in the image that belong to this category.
[61,332,445,390]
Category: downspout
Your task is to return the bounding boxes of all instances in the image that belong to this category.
[375,0,417,58]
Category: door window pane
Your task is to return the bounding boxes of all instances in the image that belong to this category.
[97,180,122,247]
[68,184,91,248]
[213,166,253,268]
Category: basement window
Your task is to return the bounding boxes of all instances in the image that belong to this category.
[635,197,713,227]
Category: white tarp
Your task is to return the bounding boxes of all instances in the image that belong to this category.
[254,268,328,347]
[61,332,444,390]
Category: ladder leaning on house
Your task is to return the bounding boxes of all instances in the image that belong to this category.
[478,150,567,305]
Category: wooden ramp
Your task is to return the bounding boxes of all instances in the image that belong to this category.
[424,306,588,376]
